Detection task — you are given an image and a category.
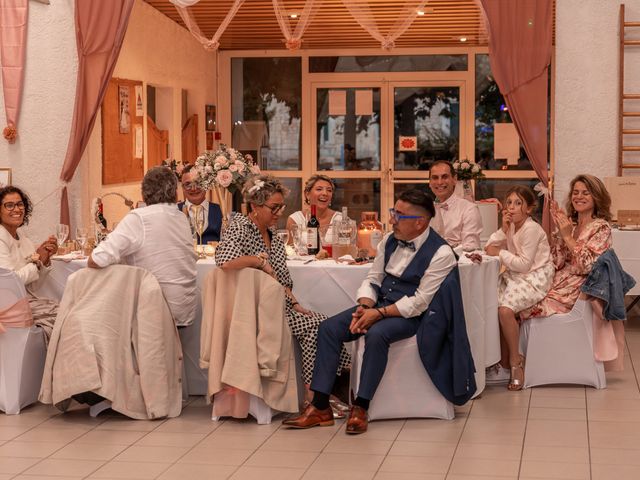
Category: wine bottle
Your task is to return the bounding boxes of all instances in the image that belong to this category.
[306,204,320,255]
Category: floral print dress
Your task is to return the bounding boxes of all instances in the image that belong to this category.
[520,218,612,320]
[215,213,351,384]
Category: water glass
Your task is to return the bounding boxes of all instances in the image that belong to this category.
[56,224,69,247]
[76,227,88,253]
[276,229,290,245]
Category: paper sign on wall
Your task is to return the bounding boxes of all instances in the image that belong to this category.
[135,85,144,117]
[398,136,418,152]
[328,90,346,116]
[355,89,373,116]
[134,124,143,159]
[494,123,520,166]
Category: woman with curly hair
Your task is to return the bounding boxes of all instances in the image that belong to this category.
[216,174,351,409]
[0,185,59,339]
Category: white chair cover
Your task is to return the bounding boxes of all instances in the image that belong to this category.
[0,268,46,415]
[350,336,455,421]
[477,202,499,247]
[520,298,606,389]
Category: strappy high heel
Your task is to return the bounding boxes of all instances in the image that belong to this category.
[508,357,525,391]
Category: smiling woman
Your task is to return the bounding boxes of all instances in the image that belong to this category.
[0,186,59,340]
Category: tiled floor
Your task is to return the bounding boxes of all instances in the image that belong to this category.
[2,303,640,480]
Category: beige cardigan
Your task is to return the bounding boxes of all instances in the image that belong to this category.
[200,268,299,413]
[39,265,183,420]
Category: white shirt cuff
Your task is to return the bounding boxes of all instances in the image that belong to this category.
[356,282,378,304]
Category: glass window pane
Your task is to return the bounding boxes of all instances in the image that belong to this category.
[231,58,301,171]
[475,178,543,223]
[393,182,432,202]
[331,178,381,225]
[309,55,467,73]
[394,86,460,171]
[475,54,550,171]
[279,178,302,229]
[317,88,381,171]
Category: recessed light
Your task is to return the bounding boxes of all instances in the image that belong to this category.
[417,10,425,16]
[290,13,298,19]
[459,36,468,42]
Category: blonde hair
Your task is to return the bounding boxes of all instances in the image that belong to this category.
[304,174,335,205]
[566,174,612,222]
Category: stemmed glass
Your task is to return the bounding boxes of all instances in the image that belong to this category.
[56,224,69,248]
[276,229,290,245]
[75,227,88,255]
[190,205,206,258]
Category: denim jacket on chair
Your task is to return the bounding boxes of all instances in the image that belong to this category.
[581,249,636,321]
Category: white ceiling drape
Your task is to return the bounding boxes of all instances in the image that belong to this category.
[171,0,245,51]
[272,0,321,50]
[168,0,200,7]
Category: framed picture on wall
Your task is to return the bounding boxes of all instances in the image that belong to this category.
[206,131,214,150]
[205,104,216,131]
[0,168,11,187]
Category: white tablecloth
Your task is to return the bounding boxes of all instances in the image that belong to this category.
[612,229,640,296]
[38,255,500,399]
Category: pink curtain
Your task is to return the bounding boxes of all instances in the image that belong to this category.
[480,0,553,232]
[0,0,28,143]
[59,0,134,225]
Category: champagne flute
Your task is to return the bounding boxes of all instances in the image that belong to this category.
[56,224,69,248]
[76,227,88,254]
[276,229,289,245]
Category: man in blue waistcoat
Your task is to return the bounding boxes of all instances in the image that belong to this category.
[177,164,222,243]
[283,189,476,434]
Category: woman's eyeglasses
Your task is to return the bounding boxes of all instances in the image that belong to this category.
[263,203,286,214]
[388,208,423,222]
[2,201,25,211]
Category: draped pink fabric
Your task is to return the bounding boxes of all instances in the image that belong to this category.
[0,297,33,333]
[0,0,28,143]
[480,0,553,232]
[59,0,134,225]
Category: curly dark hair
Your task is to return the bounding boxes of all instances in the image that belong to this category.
[0,186,33,227]
[141,166,178,205]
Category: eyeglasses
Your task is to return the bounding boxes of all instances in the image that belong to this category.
[262,203,286,214]
[389,208,423,222]
[2,201,25,211]
[182,182,202,191]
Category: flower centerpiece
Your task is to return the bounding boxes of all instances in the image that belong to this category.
[161,159,188,180]
[192,144,261,221]
[452,159,483,202]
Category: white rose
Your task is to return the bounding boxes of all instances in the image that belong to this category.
[461,161,470,170]
[453,162,460,169]
[472,164,480,173]
[214,163,222,170]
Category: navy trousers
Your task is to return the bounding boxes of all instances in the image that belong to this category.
[310,306,420,400]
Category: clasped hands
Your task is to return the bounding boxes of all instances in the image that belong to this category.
[36,235,57,266]
[550,199,572,241]
[350,302,384,334]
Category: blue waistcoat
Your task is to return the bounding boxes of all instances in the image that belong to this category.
[177,201,223,244]
[374,231,477,405]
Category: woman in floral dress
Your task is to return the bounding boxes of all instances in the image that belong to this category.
[215,175,351,400]
[520,174,613,321]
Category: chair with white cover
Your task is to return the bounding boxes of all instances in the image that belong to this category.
[0,268,47,415]
[476,202,499,248]
[200,268,299,425]
[520,298,606,389]
[349,335,455,421]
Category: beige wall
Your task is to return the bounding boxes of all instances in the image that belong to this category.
[554,0,640,205]
[81,0,217,228]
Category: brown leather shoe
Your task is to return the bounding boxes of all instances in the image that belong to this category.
[282,403,334,429]
[345,405,368,434]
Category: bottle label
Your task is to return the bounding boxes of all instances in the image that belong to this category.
[370,230,383,249]
[306,227,318,249]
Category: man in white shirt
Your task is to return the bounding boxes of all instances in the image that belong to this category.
[283,189,464,434]
[429,160,483,254]
[89,167,198,327]
[178,165,223,244]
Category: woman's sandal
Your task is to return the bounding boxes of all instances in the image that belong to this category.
[508,358,525,391]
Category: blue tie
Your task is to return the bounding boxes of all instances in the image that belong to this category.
[398,240,416,251]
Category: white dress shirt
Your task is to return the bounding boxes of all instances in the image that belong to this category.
[0,225,51,291]
[430,194,483,254]
[356,227,457,318]
[183,199,209,232]
[486,217,552,274]
[91,203,198,326]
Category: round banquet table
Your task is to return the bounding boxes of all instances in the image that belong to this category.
[36,255,500,399]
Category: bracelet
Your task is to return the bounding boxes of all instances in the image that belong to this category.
[376,307,385,319]
[292,301,299,306]
[256,256,266,269]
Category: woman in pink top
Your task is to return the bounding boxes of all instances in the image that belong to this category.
[485,186,554,390]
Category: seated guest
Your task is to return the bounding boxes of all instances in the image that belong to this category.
[484,186,554,390]
[283,189,476,434]
[178,164,223,243]
[520,174,612,321]
[0,186,58,340]
[287,174,342,232]
[216,174,351,401]
[429,160,482,253]
[89,166,197,327]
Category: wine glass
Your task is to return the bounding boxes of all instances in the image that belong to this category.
[276,229,289,245]
[56,224,69,248]
[76,227,88,254]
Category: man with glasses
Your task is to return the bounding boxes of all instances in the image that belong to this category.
[283,189,476,434]
[178,164,223,243]
[429,160,482,254]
